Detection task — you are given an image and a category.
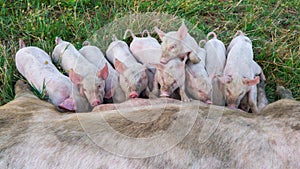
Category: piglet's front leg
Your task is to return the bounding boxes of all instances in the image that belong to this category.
[188,51,200,64]
[150,74,159,99]
[248,85,259,114]
[140,87,151,98]
[239,94,250,112]
[257,80,269,111]
[180,84,191,102]
[112,87,126,103]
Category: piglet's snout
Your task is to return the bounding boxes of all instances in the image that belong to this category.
[129,91,139,98]
[228,104,238,109]
[91,99,101,107]
[160,57,168,64]
[206,100,213,104]
[160,91,170,97]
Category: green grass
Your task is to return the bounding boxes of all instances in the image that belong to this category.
[0,0,299,105]
[28,79,49,101]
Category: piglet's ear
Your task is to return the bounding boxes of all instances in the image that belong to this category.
[114,59,127,74]
[154,27,166,40]
[98,63,109,80]
[58,97,76,111]
[209,68,217,81]
[218,75,232,84]
[79,86,85,97]
[242,76,260,86]
[177,21,188,40]
[155,63,165,72]
[218,77,226,84]
[69,69,83,85]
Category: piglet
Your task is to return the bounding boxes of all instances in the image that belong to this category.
[185,41,212,104]
[106,35,149,99]
[204,32,226,106]
[79,42,125,103]
[226,30,250,54]
[219,31,260,113]
[237,38,267,112]
[15,40,90,112]
[123,29,161,91]
[252,60,266,82]
[52,37,109,107]
[252,60,268,111]
[152,56,190,102]
[124,29,161,64]
[154,21,200,64]
[239,61,267,112]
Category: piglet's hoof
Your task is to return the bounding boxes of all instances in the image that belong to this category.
[181,96,191,102]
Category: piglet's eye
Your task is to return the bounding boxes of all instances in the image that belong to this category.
[226,89,231,94]
[169,44,177,50]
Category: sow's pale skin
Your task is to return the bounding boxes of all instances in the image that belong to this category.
[15,40,90,112]
[154,22,200,64]
[219,31,260,113]
[106,35,149,99]
[204,32,227,106]
[79,42,125,103]
[1,80,300,169]
[52,37,109,107]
